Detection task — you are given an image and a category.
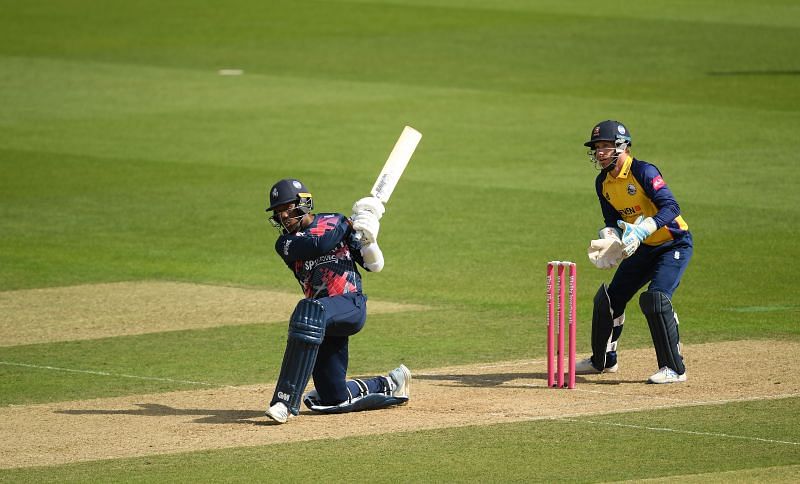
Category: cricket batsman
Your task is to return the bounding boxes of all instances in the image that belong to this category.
[264,178,410,423]
[580,120,693,384]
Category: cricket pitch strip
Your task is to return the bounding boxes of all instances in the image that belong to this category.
[1,339,797,469]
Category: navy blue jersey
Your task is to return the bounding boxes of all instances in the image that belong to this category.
[275,213,365,298]
[595,156,689,246]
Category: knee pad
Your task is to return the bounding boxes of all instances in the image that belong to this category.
[271,299,326,415]
[591,283,614,369]
[288,298,325,345]
[639,291,684,375]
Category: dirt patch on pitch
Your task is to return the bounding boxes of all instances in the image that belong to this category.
[1,339,797,469]
[0,281,427,346]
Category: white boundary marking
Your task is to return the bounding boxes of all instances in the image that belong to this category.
[0,361,228,388]
[561,418,800,446]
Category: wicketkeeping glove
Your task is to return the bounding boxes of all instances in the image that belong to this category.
[351,196,385,221]
[598,226,623,242]
[588,239,623,269]
[617,216,658,258]
[352,210,380,244]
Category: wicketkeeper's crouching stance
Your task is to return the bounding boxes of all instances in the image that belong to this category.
[264,178,410,424]
[581,120,693,384]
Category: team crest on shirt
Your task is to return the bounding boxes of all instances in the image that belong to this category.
[627,183,637,195]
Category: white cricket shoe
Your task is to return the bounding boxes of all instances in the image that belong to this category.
[574,357,618,375]
[265,401,290,423]
[647,366,687,384]
[388,364,411,399]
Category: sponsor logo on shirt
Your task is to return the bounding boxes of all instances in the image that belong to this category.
[304,253,339,271]
[618,205,642,217]
[652,175,665,191]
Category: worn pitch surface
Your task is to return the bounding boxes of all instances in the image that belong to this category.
[1,340,795,468]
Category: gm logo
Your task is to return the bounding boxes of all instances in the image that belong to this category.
[277,391,290,402]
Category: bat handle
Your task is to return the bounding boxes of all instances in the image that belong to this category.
[353,230,363,242]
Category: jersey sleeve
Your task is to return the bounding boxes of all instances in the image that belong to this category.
[274,214,351,263]
[635,163,681,228]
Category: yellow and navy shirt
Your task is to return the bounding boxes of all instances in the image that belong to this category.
[595,155,689,246]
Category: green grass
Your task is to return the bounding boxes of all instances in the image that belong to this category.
[1,0,799,480]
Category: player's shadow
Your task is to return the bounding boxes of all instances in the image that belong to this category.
[417,372,632,387]
[57,404,267,425]
[417,372,543,389]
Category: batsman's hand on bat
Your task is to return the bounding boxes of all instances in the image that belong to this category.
[352,210,380,244]
[352,196,385,221]
[617,215,657,258]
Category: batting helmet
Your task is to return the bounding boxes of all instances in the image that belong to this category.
[267,178,313,212]
[583,120,632,148]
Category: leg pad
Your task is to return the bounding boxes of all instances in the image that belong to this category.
[271,299,326,415]
[303,377,407,414]
[639,291,685,375]
[591,283,614,370]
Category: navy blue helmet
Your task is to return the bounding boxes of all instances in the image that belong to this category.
[267,178,313,212]
[584,120,632,148]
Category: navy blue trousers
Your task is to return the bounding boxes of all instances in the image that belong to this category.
[608,232,693,318]
[312,293,386,405]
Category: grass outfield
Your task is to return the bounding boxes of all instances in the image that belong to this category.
[1,0,799,481]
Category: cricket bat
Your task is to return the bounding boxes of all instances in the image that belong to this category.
[354,126,422,240]
[370,125,422,203]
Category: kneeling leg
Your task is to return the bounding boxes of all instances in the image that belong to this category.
[270,299,326,416]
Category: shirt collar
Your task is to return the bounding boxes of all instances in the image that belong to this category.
[613,154,633,179]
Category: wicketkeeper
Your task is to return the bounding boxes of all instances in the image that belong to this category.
[580,120,693,384]
[264,178,410,423]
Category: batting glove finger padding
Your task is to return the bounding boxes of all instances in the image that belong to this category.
[352,196,385,220]
[352,212,380,243]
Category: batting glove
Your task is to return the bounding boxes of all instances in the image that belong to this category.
[352,211,380,244]
[617,216,658,258]
[351,196,385,221]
